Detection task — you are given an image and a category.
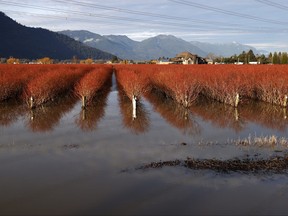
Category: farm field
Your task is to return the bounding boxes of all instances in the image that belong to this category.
[1,64,288,215]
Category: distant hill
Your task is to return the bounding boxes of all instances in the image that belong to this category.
[60,30,139,60]
[59,30,207,60]
[135,35,207,60]
[190,41,267,57]
[0,12,115,60]
[59,30,267,60]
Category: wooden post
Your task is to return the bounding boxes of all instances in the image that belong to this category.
[132,95,137,119]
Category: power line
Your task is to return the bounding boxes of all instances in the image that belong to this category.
[0,1,241,29]
[169,0,288,25]
[255,0,288,11]
[53,0,239,27]
[0,0,268,29]
[1,0,288,33]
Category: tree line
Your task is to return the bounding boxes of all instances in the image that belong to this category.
[212,50,288,64]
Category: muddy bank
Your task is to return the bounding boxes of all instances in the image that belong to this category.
[134,155,288,174]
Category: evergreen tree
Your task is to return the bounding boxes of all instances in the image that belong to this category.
[273,52,279,64]
[247,49,257,62]
[282,52,288,64]
[238,51,247,63]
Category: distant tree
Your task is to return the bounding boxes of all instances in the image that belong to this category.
[257,54,269,64]
[268,52,273,64]
[72,55,78,64]
[282,52,288,64]
[206,53,217,63]
[6,57,19,64]
[80,58,94,64]
[111,56,119,63]
[247,49,257,62]
[1,58,7,64]
[121,59,130,64]
[238,51,247,63]
[272,52,280,64]
[37,57,53,64]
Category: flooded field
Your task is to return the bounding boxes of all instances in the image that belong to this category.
[1,79,288,215]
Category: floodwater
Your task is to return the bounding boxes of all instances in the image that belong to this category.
[1,79,288,215]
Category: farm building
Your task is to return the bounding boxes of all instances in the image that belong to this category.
[171,52,207,64]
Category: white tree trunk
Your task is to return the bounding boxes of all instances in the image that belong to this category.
[235,93,239,107]
[29,96,34,109]
[82,96,86,109]
[132,95,137,119]
[234,108,239,121]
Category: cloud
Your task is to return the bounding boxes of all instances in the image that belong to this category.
[2,0,288,52]
[246,43,288,51]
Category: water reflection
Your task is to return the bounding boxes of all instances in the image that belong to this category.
[118,89,150,134]
[240,101,288,131]
[145,88,201,136]
[0,100,26,126]
[1,88,288,135]
[75,83,112,132]
[191,98,246,133]
[190,98,288,133]
[25,95,78,132]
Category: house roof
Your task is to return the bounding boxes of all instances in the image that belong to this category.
[176,51,197,59]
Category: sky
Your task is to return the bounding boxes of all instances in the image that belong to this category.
[1,0,288,53]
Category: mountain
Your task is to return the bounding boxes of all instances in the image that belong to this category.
[0,12,115,60]
[135,35,207,60]
[60,30,268,60]
[59,31,207,60]
[190,41,265,57]
[60,30,139,60]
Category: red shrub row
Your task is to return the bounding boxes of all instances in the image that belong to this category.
[0,64,47,101]
[74,65,113,108]
[114,65,150,101]
[23,65,94,108]
[1,64,288,108]
[114,64,288,107]
[199,65,288,107]
[148,65,203,107]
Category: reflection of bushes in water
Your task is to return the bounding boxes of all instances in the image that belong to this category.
[0,100,26,126]
[190,98,288,132]
[75,84,111,131]
[26,95,78,132]
[145,88,200,136]
[118,88,150,134]
[135,155,288,174]
[239,100,288,131]
[190,97,245,133]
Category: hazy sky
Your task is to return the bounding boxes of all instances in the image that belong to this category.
[2,0,288,52]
